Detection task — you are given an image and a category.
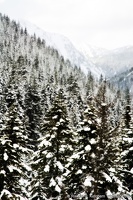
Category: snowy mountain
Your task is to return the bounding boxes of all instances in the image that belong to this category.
[91,46,133,78]
[110,67,133,95]
[75,43,133,92]
[17,20,133,82]
[19,20,104,77]
[74,43,110,59]
[74,42,133,78]
[0,14,132,199]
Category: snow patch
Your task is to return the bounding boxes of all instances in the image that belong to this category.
[60,118,65,123]
[129,146,133,151]
[102,172,112,182]
[44,165,50,172]
[90,138,97,144]
[59,146,65,152]
[56,161,64,172]
[84,109,89,114]
[39,139,51,147]
[13,126,19,131]
[22,163,32,171]
[52,115,58,119]
[123,137,133,143]
[76,169,83,174]
[88,120,92,124]
[0,170,6,175]
[82,165,87,169]
[0,189,12,198]
[49,178,56,187]
[8,165,22,173]
[121,150,129,156]
[46,152,53,158]
[109,168,116,173]
[84,127,91,131]
[52,127,58,131]
[3,152,8,161]
[85,144,91,152]
[101,103,107,106]
[71,153,80,159]
[34,182,39,187]
[55,185,61,193]
[13,144,19,149]
[91,153,96,158]
[84,176,94,187]
[106,190,112,198]
[1,139,7,145]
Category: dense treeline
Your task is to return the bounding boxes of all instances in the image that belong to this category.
[0,14,132,199]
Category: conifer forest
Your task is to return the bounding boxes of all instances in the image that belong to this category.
[0,14,132,199]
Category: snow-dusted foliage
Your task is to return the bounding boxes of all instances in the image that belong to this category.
[30,90,74,199]
[64,103,99,199]
[0,99,29,199]
[120,89,133,193]
[0,13,132,199]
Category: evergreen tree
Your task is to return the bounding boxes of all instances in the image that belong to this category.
[0,99,29,199]
[65,100,99,199]
[120,88,133,195]
[94,81,127,198]
[25,79,42,149]
[30,90,74,199]
[65,83,126,199]
[66,73,83,127]
[85,72,94,96]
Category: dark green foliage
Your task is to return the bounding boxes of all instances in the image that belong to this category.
[65,102,99,199]
[25,80,42,149]
[0,12,132,199]
[120,89,133,193]
[30,90,74,199]
[0,100,29,199]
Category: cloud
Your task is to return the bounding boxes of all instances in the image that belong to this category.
[0,0,133,49]
[0,0,5,3]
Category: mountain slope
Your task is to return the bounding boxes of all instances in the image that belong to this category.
[13,19,133,80]
[74,43,110,58]
[110,67,133,95]
[76,43,133,94]
[92,46,133,78]
[19,20,103,77]
[75,42,133,79]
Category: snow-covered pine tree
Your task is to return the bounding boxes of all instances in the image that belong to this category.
[120,88,133,196]
[0,97,29,199]
[30,89,74,199]
[85,72,94,97]
[65,96,99,199]
[66,72,84,127]
[94,80,127,199]
[25,78,42,150]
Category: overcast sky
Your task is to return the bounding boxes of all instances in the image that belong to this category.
[0,0,133,49]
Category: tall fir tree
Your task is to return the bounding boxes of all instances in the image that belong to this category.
[120,88,133,197]
[0,97,29,199]
[94,80,127,199]
[30,90,74,199]
[25,78,42,150]
[65,99,99,199]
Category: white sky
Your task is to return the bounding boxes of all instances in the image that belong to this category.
[0,0,133,49]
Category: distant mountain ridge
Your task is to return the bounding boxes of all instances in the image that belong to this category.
[19,19,133,87]
[19,19,104,77]
[90,46,133,78]
[76,43,133,93]
[74,43,110,58]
